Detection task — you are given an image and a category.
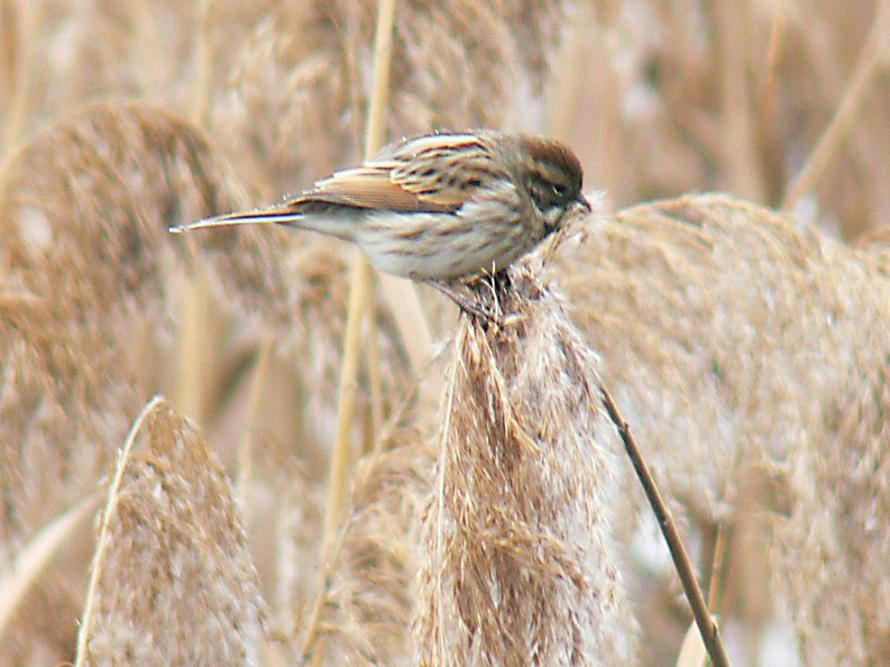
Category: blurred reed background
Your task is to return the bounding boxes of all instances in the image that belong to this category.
[1,0,889,665]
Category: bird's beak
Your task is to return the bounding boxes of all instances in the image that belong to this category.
[576,195,592,214]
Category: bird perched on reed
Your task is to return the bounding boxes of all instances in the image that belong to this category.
[171,130,590,312]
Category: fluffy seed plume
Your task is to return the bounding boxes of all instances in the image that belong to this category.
[414,260,634,665]
[774,359,890,665]
[75,399,266,665]
[0,99,246,548]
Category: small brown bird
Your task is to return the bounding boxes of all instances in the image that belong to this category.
[171,130,590,308]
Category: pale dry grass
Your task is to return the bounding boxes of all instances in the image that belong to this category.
[1,0,889,665]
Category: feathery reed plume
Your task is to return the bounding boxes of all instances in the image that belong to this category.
[775,359,890,665]
[0,0,46,156]
[414,257,634,665]
[75,399,266,665]
[0,99,242,663]
[0,99,240,531]
[560,194,825,524]
[560,194,890,661]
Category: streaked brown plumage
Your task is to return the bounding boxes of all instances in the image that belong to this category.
[171,130,590,304]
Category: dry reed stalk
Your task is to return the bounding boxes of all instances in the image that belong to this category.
[319,0,396,575]
[761,1,786,123]
[707,524,728,611]
[321,255,374,551]
[600,387,730,667]
[299,435,433,665]
[311,6,398,665]
[0,0,46,157]
[350,0,433,375]
[560,193,890,662]
[176,0,221,425]
[715,0,766,202]
[174,263,218,424]
[190,0,216,126]
[75,399,266,665]
[546,2,592,142]
[291,352,450,664]
[235,335,274,504]
[551,3,630,203]
[414,257,634,665]
[782,0,890,211]
[0,493,99,645]
[781,1,890,235]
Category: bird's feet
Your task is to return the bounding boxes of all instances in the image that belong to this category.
[427,280,501,327]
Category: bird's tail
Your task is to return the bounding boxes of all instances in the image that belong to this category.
[169,204,302,234]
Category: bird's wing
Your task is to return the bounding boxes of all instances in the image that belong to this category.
[294,133,505,213]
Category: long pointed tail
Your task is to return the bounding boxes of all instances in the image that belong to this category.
[169,205,302,234]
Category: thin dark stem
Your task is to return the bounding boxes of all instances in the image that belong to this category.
[707,523,728,612]
[599,384,732,667]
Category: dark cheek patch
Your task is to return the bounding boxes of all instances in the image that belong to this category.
[528,183,550,212]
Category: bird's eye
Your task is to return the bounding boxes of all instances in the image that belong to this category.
[551,183,568,199]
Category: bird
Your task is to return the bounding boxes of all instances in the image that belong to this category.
[170,130,591,314]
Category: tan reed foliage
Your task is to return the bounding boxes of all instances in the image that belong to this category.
[75,398,266,665]
[560,193,890,663]
[556,0,890,238]
[414,255,634,665]
[0,96,413,660]
[0,0,203,151]
[3,1,890,664]
[562,194,830,522]
[260,335,447,665]
[0,99,245,528]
